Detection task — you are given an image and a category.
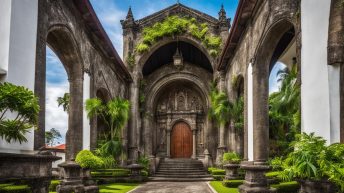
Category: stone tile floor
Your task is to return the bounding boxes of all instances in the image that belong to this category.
[130,181,213,193]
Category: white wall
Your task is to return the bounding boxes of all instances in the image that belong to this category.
[83,73,91,150]
[0,0,39,151]
[247,63,253,161]
[301,0,340,144]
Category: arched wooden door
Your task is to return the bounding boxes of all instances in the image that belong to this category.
[171,122,192,158]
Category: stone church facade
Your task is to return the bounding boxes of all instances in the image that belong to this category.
[121,3,231,164]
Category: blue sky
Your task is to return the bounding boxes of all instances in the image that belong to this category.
[45,0,281,144]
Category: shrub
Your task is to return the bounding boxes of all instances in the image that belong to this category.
[265,171,282,179]
[223,152,241,164]
[91,168,130,178]
[137,155,150,171]
[0,82,40,144]
[208,167,218,173]
[0,185,30,193]
[222,180,244,188]
[140,170,148,177]
[211,169,226,175]
[213,175,225,181]
[271,181,300,193]
[49,180,60,192]
[75,150,103,169]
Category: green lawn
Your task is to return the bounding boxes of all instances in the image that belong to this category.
[209,181,239,193]
[99,183,140,193]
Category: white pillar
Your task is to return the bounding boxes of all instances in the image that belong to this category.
[328,65,341,143]
[247,63,254,161]
[83,72,91,150]
[301,0,338,144]
[0,0,38,151]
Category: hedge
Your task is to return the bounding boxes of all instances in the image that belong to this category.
[271,181,300,193]
[49,180,60,192]
[222,180,244,188]
[91,168,131,178]
[213,175,225,181]
[211,169,225,175]
[0,184,30,193]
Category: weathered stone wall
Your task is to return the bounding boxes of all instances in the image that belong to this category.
[223,0,299,160]
[34,0,130,159]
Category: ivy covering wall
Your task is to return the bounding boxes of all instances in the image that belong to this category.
[135,15,222,57]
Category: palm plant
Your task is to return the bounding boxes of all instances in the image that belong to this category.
[45,128,62,146]
[57,92,70,112]
[208,81,232,128]
[269,63,300,156]
[86,97,130,159]
[0,82,39,143]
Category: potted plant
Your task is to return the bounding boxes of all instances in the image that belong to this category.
[278,132,344,193]
[86,97,130,161]
[75,150,103,186]
[222,152,241,180]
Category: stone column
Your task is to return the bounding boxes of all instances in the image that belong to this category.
[128,75,139,161]
[143,110,153,156]
[192,129,197,159]
[66,77,83,161]
[166,129,171,157]
[216,70,226,164]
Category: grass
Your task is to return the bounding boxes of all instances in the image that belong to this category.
[210,181,239,193]
[99,182,140,193]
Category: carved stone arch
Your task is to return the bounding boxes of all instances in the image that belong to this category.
[137,35,215,72]
[145,73,210,113]
[96,87,111,103]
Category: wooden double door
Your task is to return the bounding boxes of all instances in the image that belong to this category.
[171,122,192,158]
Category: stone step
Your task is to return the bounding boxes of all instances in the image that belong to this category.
[155,172,207,175]
[153,174,212,178]
[149,177,214,182]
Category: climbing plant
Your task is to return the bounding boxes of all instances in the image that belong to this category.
[126,53,135,70]
[135,16,222,57]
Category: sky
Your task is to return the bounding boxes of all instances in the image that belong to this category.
[45,0,281,144]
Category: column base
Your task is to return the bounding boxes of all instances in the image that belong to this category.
[216,146,226,166]
[238,163,276,193]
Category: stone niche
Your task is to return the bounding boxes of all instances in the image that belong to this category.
[154,84,206,158]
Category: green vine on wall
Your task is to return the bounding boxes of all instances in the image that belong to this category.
[138,79,147,114]
[126,53,135,70]
[135,15,222,57]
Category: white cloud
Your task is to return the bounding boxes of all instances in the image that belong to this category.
[45,82,69,144]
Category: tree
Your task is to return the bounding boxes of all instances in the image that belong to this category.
[269,63,300,156]
[57,93,70,112]
[0,82,39,143]
[45,128,62,146]
[86,97,130,159]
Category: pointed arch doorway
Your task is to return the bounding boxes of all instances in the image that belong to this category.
[171,122,192,158]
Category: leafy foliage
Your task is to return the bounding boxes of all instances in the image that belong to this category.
[276,133,344,191]
[135,15,221,56]
[223,152,241,164]
[75,150,104,169]
[45,128,62,146]
[126,53,136,70]
[230,97,244,132]
[137,155,150,171]
[269,64,300,157]
[208,82,231,128]
[57,92,70,112]
[0,82,39,143]
[86,97,130,159]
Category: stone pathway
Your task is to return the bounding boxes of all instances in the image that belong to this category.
[130,181,214,193]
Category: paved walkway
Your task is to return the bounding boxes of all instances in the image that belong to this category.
[130,182,214,193]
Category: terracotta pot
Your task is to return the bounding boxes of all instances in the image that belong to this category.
[299,179,336,193]
[223,163,240,180]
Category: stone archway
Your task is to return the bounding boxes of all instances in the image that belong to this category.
[34,25,84,160]
[252,19,296,163]
[171,121,193,158]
